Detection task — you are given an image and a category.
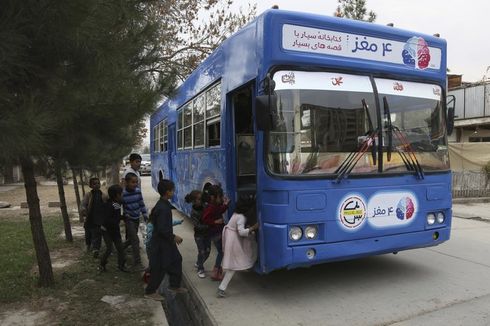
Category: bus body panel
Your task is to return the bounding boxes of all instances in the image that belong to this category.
[150,9,451,274]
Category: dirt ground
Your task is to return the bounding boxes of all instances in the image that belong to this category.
[0,184,90,220]
[0,184,79,207]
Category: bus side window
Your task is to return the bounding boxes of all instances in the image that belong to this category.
[207,119,220,147]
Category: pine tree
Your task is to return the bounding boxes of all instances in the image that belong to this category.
[0,0,255,286]
[335,0,377,22]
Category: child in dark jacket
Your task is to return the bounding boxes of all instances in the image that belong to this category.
[144,179,187,301]
[99,185,128,273]
[201,185,229,281]
[81,177,107,258]
[185,190,209,279]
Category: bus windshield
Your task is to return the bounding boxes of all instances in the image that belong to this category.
[376,78,449,173]
[266,71,448,176]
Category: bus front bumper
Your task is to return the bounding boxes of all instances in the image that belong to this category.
[288,227,450,269]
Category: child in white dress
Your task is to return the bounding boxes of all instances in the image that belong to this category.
[217,197,258,298]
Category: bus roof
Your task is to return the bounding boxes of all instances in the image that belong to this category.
[152,9,446,126]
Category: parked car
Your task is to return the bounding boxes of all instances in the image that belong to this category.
[139,154,151,176]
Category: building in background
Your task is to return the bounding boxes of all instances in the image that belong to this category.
[448,75,490,143]
[447,74,490,197]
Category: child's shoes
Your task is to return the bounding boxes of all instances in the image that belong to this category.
[217,289,226,298]
[210,267,224,281]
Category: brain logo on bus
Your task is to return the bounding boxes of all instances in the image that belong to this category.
[396,197,415,220]
[402,37,431,70]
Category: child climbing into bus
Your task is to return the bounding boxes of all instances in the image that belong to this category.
[143,206,183,283]
[217,196,258,298]
[201,185,229,281]
[185,190,210,279]
[145,214,184,258]
[99,184,128,273]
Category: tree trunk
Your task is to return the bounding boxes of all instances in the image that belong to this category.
[110,162,120,185]
[55,159,73,242]
[79,169,86,196]
[20,157,55,287]
[72,168,83,223]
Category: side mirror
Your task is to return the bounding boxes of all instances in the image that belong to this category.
[255,95,277,131]
[446,95,456,136]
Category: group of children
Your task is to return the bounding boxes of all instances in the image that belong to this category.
[81,154,149,274]
[81,152,259,300]
[185,185,259,298]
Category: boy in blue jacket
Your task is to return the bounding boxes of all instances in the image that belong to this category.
[123,172,148,271]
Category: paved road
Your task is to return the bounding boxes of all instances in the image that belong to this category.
[141,177,490,326]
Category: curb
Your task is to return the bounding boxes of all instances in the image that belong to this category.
[179,269,218,326]
[452,197,490,204]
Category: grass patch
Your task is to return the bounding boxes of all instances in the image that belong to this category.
[0,216,64,303]
[0,215,155,325]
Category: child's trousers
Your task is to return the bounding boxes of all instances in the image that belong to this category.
[124,219,142,265]
[100,230,125,268]
[145,255,183,294]
[90,225,102,252]
[218,270,236,291]
[194,235,211,270]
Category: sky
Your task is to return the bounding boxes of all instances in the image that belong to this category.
[235,0,490,82]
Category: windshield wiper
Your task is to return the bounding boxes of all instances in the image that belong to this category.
[382,96,424,179]
[383,97,393,162]
[334,100,378,183]
[363,99,377,165]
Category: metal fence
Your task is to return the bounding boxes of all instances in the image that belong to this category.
[452,171,490,198]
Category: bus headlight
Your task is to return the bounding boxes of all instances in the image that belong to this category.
[436,212,445,224]
[289,226,303,241]
[427,213,436,225]
[304,225,318,240]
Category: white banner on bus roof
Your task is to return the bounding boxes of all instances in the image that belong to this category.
[273,70,373,92]
[282,24,442,71]
[375,78,441,100]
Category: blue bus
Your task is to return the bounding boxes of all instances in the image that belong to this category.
[150,9,454,273]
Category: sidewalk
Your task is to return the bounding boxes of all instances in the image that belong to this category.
[452,202,490,222]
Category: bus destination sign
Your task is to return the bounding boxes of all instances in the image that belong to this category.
[282,24,442,70]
